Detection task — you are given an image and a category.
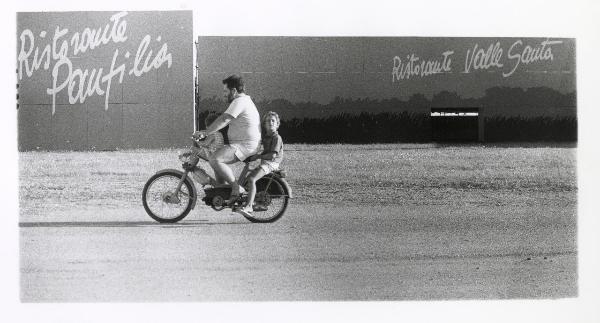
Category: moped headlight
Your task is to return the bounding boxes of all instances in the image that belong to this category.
[178,150,194,162]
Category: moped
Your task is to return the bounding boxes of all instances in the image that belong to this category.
[142,136,292,223]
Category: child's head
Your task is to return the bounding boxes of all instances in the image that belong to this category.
[262,111,280,133]
[204,112,219,128]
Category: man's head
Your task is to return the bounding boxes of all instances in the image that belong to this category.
[222,74,244,103]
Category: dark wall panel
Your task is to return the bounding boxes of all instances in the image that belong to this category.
[171,102,194,147]
[17,11,193,151]
[122,69,160,104]
[87,103,123,151]
[197,36,576,118]
[122,104,163,149]
[17,105,52,151]
[51,104,88,151]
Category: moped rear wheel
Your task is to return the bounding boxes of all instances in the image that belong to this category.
[142,171,194,223]
[241,176,289,223]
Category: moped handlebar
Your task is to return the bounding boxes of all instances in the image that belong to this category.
[191,132,206,140]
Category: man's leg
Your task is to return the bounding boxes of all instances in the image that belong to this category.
[209,146,244,194]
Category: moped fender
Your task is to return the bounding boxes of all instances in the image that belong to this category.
[276,177,293,198]
[154,168,198,209]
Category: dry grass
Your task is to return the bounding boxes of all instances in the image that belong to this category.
[19,144,576,218]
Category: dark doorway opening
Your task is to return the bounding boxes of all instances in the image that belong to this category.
[431,107,483,142]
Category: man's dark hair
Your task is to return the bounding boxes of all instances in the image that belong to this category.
[222,74,245,93]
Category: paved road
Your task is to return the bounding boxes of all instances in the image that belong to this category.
[20,204,576,301]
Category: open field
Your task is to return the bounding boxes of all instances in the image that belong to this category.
[19,144,577,301]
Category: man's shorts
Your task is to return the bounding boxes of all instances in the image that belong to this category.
[229,142,260,161]
[259,160,279,174]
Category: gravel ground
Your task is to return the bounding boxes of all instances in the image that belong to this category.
[19,145,577,301]
[20,203,576,301]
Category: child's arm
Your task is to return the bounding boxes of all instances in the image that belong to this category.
[251,136,282,161]
[251,151,277,161]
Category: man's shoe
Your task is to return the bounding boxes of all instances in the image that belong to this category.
[235,206,253,217]
[230,186,247,198]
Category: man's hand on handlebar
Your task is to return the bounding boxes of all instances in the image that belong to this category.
[192,130,207,140]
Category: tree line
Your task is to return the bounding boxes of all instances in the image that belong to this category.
[197,86,577,143]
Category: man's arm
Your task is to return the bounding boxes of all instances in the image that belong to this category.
[198,114,234,136]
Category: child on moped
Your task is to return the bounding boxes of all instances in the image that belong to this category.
[236,111,283,216]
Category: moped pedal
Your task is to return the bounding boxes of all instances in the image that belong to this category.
[226,196,242,208]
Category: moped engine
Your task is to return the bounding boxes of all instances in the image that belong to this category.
[202,187,232,211]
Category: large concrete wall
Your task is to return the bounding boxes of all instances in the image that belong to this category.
[197,37,575,118]
[17,11,193,151]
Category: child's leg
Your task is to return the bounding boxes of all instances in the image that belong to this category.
[243,168,266,211]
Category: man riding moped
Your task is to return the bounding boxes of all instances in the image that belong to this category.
[142,74,291,223]
[194,74,261,199]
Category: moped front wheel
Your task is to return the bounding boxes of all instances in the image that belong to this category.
[142,171,194,223]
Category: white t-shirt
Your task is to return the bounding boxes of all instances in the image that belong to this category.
[224,94,261,145]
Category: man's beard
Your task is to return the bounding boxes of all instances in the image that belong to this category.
[227,92,234,103]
